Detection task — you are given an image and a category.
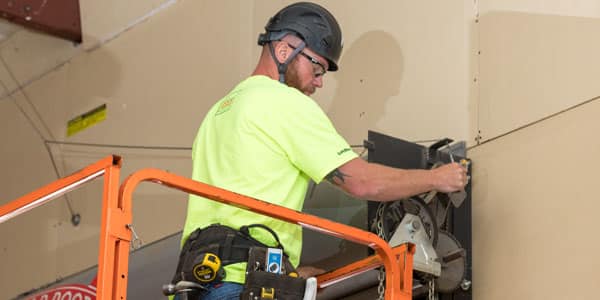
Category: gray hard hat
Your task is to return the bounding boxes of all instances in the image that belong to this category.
[258,2,343,71]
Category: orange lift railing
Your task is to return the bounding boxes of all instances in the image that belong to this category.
[118,168,415,300]
[1,156,415,299]
[0,155,122,298]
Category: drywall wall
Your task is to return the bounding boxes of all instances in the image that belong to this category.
[254,0,475,145]
[0,0,476,297]
[2,0,599,299]
[477,11,600,141]
[470,98,600,300]
[468,1,600,298]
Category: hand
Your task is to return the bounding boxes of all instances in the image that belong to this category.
[296,266,326,278]
[432,162,468,193]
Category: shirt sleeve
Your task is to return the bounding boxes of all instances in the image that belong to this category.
[250,90,358,183]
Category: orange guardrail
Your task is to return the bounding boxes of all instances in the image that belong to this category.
[1,156,414,299]
[0,155,121,224]
[114,168,414,300]
[0,155,122,299]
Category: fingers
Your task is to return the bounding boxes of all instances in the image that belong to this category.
[432,162,470,193]
[459,165,469,187]
[449,162,468,189]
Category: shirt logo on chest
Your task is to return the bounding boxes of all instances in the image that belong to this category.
[216,98,234,115]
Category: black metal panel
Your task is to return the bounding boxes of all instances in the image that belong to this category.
[440,161,472,300]
[367,131,428,169]
[366,130,472,300]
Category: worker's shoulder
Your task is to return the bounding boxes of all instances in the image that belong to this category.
[237,76,314,108]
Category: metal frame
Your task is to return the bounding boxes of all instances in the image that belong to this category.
[0,155,121,298]
[366,130,473,300]
[316,244,414,289]
[1,156,417,299]
[116,168,415,300]
[0,155,120,224]
[0,0,82,42]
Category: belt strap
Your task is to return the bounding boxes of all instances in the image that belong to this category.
[171,223,290,285]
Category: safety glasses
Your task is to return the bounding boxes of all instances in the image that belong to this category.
[287,43,327,78]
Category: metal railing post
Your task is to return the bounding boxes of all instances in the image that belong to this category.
[96,156,127,300]
[0,155,121,299]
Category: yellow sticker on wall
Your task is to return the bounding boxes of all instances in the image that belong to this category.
[67,104,107,137]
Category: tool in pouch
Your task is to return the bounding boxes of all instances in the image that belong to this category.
[240,226,317,299]
[163,252,225,296]
[163,223,282,297]
[241,246,311,300]
[192,252,224,283]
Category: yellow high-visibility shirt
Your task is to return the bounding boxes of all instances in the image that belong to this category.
[182,75,357,284]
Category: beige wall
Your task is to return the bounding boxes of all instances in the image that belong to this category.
[256,0,476,145]
[478,11,600,140]
[471,0,600,299]
[470,100,600,300]
[0,0,255,297]
[0,0,599,299]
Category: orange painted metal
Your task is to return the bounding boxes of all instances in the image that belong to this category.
[115,168,414,300]
[0,155,120,224]
[0,155,122,299]
[0,156,414,299]
[96,157,126,300]
[316,243,415,293]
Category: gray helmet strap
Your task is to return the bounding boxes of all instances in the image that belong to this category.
[268,40,306,83]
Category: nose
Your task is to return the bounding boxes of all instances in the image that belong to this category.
[313,75,323,88]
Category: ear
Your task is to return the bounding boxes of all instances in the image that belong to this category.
[273,42,289,64]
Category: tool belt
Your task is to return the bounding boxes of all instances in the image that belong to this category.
[170,223,310,299]
[171,223,296,284]
[240,246,308,300]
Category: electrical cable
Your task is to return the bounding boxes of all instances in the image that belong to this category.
[469,94,600,150]
[0,54,80,224]
[45,140,191,151]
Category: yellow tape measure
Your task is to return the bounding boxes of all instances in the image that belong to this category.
[192,253,222,283]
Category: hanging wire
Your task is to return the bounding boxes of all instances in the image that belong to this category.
[468,94,600,150]
[45,140,191,151]
[0,55,80,224]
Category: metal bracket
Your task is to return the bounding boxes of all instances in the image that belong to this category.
[0,0,82,42]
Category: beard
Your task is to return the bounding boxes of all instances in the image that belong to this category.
[284,60,315,95]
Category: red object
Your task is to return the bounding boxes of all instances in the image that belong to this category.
[89,276,97,288]
[27,283,96,300]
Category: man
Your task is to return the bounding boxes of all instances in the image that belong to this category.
[178,2,467,299]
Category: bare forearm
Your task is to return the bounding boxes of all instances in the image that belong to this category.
[329,158,466,202]
[341,161,436,201]
[368,165,437,201]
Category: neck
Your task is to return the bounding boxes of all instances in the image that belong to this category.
[252,46,281,81]
[251,64,278,80]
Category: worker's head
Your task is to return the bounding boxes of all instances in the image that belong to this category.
[258,2,342,95]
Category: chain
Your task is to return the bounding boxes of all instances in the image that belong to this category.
[375,203,385,239]
[375,203,386,300]
[377,268,385,300]
[428,278,436,300]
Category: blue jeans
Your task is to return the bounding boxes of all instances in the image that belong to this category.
[174,282,243,300]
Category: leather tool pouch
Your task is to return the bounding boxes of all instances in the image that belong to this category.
[240,272,306,300]
[240,247,305,300]
[171,223,284,285]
